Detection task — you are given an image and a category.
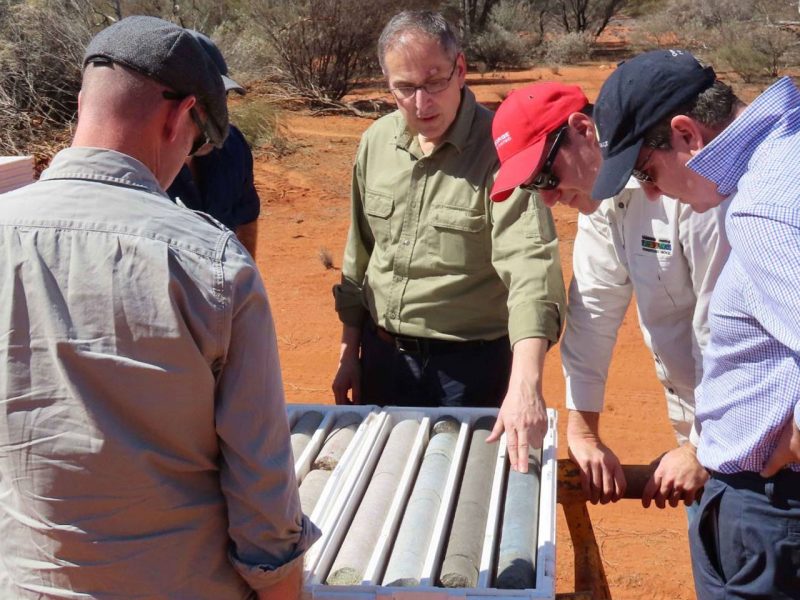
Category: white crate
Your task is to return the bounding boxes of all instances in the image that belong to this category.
[287,405,557,600]
[0,156,35,194]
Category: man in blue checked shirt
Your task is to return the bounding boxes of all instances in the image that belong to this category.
[592,49,800,600]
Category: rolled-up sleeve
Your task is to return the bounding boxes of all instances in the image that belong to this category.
[216,238,320,590]
[561,210,633,413]
[490,188,565,347]
[333,141,371,327]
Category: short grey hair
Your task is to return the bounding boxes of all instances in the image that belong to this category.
[643,79,741,149]
[377,10,461,73]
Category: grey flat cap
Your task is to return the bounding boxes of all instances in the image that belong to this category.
[83,15,228,147]
[187,30,246,95]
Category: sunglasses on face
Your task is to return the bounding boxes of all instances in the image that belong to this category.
[162,90,213,157]
[520,126,568,192]
[632,146,655,184]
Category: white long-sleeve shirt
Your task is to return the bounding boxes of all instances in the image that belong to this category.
[561,179,730,445]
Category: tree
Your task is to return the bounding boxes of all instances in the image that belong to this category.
[552,0,626,38]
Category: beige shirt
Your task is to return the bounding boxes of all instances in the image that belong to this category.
[334,88,565,346]
[0,148,318,598]
[561,180,730,444]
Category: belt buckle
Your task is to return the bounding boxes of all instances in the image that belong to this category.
[396,336,423,354]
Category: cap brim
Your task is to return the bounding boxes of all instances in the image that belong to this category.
[222,74,245,94]
[490,137,548,202]
[591,139,643,200]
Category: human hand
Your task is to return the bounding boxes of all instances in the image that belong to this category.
[642,444,708,509]
[760,417,800,478]
[567,418,626,504]
[486,382,547,474]
[331,354,360,405]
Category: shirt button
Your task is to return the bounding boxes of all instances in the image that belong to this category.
[403,239,410,246]
[617,202,624,208]
[388,311,397,318]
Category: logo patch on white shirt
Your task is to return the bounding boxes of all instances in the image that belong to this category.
[641,235,672,255]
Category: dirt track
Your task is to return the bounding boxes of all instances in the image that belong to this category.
[254,65,697,599]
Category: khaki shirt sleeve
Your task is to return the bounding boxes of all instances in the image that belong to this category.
[490,188,566,347]
[333,141,371,327]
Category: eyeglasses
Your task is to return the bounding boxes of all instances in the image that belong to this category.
[521,126,567,192]
[162,90,212,156]
[632,146,655,184]
[388,59,458,100]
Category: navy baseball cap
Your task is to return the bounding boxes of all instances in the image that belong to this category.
[187,30,246,95]
[592,49,716,200]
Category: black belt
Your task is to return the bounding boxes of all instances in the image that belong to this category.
[712,469,800,500]
[373,325,496,355]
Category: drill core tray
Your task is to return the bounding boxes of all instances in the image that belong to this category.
[289,405,557,599]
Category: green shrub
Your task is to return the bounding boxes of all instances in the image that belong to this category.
[469,24,529,70]
[230,98,294,157]
[544,32,593,65]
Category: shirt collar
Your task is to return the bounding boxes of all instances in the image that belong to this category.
[395,87,477,155]
[687,77,800,196]
[40,147,166,195]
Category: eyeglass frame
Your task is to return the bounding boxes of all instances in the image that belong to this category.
[520,125,568,192]
[388,58,459,100]
[162,90,213,156]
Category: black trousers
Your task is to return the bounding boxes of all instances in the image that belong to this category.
[359,322,512,408]
[690,469,800,599]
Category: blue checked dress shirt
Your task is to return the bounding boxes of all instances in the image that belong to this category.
[687,77,800,474]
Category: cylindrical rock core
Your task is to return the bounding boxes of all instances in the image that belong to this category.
[382,416,460,587]
[326,418,420,586]
[299,468,331,515]
[438,415,497,588]
[313,412,362,471]
[290,410,324,464]
[495,447,542,589]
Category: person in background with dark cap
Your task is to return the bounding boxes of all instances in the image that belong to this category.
[0,15,317,600]
[168,30,261,258]
[491,82,728,518]
[593,49,800,599]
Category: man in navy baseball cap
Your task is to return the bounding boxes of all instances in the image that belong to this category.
[592,49,716,200]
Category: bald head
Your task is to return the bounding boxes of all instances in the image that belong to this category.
[74,62,199,190]
[80,63,166,124]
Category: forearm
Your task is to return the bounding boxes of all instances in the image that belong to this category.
[567,409,602,441]
[509,337,548,392]
[339,324,362,360]
[235,220,258,258]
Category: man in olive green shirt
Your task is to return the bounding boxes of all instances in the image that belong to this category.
[332,10,565,468]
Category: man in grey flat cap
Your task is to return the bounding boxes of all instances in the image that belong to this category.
[0,15,317,600]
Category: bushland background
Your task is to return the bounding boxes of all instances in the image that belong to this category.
[3,1,799,597]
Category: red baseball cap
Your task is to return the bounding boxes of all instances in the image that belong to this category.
[490,83,589,202]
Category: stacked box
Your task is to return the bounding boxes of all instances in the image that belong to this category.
[287,404,557,600]
[0,156,35,194]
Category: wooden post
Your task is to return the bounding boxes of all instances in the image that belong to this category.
[556,459,658,600]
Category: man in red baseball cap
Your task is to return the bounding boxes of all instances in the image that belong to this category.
[491,83,730,522]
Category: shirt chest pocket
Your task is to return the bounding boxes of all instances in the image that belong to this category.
[364,189,394,247]
[427,205,491,272]
[631,251,690,308]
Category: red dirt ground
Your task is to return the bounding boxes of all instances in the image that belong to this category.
[253,64,767,599]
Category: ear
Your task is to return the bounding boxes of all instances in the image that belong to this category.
[670,114,706,156]
[455,52,467,89]
[568,112,595,144]
[163,95,196,144]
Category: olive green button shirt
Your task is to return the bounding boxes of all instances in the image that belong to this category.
[334,87,565,346]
